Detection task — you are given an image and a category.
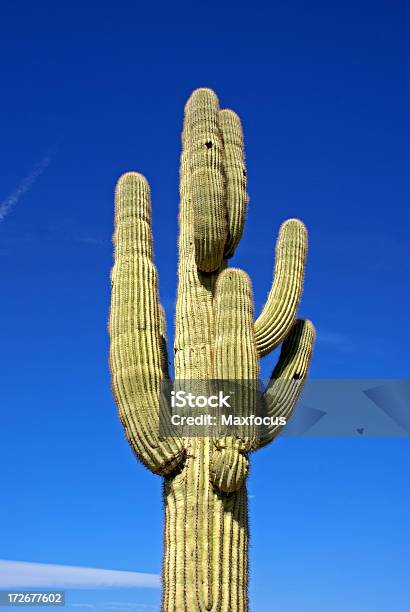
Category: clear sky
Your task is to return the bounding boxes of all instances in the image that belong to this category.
[0,1,409,611]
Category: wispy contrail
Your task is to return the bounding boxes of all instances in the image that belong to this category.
[0,151,53,222]
[0,560,160,589]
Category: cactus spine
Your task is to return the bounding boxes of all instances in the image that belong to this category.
[109,88,315,611]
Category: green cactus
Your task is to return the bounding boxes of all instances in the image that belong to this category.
[109,88,315,612]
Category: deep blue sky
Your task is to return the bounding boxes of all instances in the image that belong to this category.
[0,1,409,611]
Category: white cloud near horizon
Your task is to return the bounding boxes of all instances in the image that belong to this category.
[0,151,53,223]
[103,604,157,610]
[0,560,160,589]
[71,603,157,610]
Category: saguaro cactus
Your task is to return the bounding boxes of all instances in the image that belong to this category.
[109,88,315,612]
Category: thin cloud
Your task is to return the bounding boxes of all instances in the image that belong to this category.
[0,560,160,589]
[318,330,355,353]
[0,151,53,222]
[77,234,106,246]
[104,604,157,611]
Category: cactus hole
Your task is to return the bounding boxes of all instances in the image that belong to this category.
[205,141,213,149]
[293,372,301,380]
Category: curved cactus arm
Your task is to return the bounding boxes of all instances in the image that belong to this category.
[211,268,259,493]
[254,219,308,357]
[254,319,315,450]
[109,172,185,476]
[219,109,248,259]
[184,88,227,273]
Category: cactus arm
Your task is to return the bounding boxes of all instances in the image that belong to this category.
[109,172,185,476]
[185,88,227,273]
[254,218,308,357]
[255,319,315,449]
[213,268,257,380]
[211,268,258,493]
[219,109,248,259]
[174,90,220,380]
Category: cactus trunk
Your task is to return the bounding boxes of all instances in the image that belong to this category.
[163,439,248,612]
